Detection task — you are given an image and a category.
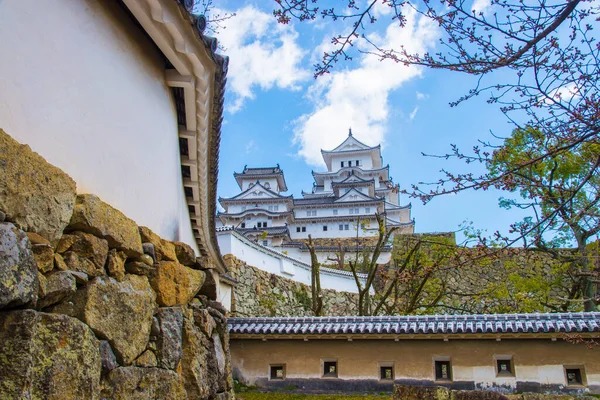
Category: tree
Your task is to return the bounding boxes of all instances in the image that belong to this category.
[306,234,324,316]
[487,126,600,311]
[373,234,456,315]
[274,0,600,247]
[347,213,398,315]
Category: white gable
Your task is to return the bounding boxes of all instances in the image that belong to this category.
[232,183,283,200]
[335,188,377,203]
[332,135,371,152]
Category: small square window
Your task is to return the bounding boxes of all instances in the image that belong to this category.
[380,365,394,381]
[341,161,344,168]
[333,209,338,215]
[270,365,285,380]
[365,207,370,213]
[565,367,585,386]
[323,361,338,378]
[496,359,513,377]
[323,226,328,231]
[348,161,352,167]
[339,224,344,230]
[262,240,269,246]
[302,227,306,232]
[344,224,349,230]
[241,223,246,228]
[356,160,360,166]
[435,360,452,381]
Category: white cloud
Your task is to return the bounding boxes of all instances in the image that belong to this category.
[416,91,428,100]
[293,9,439,166]
[471,0,492,15]
[409,106,419,120]
[245,139,256,154]
[216,6,309,113]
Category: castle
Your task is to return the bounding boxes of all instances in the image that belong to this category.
[218,131,415,249]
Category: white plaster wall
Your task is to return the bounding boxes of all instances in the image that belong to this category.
[218,280,233,311]
[217,231,363,293]
[227,202,288,214]
[330,154,373,170]
[289,221,379,240]
[0,0,199,255]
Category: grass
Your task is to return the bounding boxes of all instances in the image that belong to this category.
[236,394,390,400]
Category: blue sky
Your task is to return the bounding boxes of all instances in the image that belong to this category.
[212,0,531,243]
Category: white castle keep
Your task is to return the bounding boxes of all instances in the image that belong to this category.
[217,131,414,250]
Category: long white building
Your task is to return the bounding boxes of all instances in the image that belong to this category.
[218,131,414,252]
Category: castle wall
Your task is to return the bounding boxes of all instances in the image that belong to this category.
[217,230,366,293]
[231,338,600,395]
[224,254,358,317]
[0,130,233,399]
[0,0,198,254]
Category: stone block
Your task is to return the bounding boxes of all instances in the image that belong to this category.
[0,129,76,243]
[67,194,143,257]
[106,249,127,281]
[57,231,109,272]
[0,310,100,399]
[37,271,76,309]
[100,367,185,400]
[150,261,205,306]
[53,275,156,365]
[156,307,184,370]
[393,385,451,400]
[0,222,38,309]
[173,241,196,266]
[139,226,177,262]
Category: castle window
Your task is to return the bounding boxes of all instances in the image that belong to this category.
[565,367,585,386]
[348,161,352,167]
[322,360,338,378]
[262,240,269,246]
[296,227,301,233]
[270,365,285,380]
[341,161,344,168]
[496,357,514,377]
[379,363,394,381]
[365,207,371,213]
[241,223,246,228]
[268,205,273,211]
[344,224,349,230]
[434,360,452,381]
[356,160,360,166]
[274,205,279,211]
[302,227,306,232]
[339,224,344,230]
[306,210,317,217]
[333,209,338,215]
[323,225,328,231]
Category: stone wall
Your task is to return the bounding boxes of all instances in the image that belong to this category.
[224,254,358,317]
[389,234,582,315]
[0,130,233,399]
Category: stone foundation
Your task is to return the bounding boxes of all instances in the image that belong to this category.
[225,254,358,317]
[0,130,233,399]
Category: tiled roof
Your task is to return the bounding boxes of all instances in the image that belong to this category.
[229,313,600,336]
[237,226,290,236]
[293,197,337,206]
[236,166,282,175]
